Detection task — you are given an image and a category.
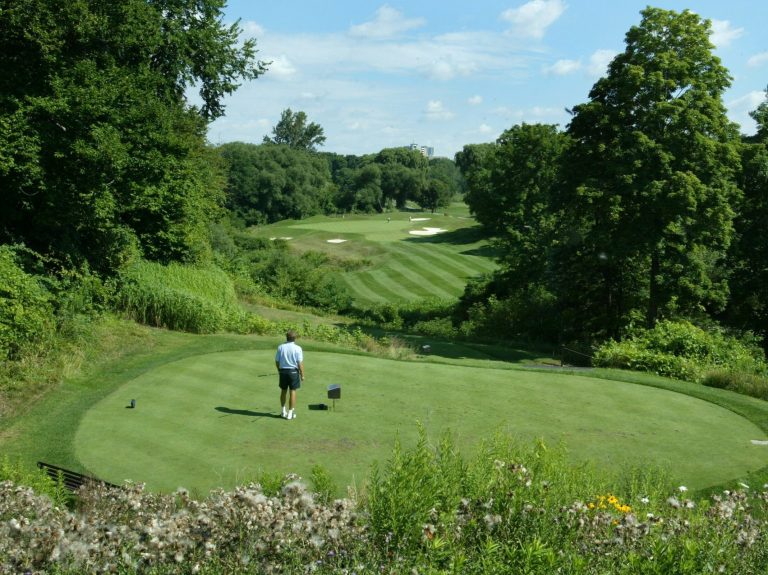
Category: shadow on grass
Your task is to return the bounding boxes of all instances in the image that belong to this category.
[403,226,499,258]
[215,407,282,419]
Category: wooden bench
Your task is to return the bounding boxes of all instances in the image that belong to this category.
[37,461,119,492]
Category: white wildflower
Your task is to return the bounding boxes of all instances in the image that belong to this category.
[678,485,688,493]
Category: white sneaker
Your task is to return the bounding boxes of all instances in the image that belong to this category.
[281,407,287,418]
[288,411,296,420]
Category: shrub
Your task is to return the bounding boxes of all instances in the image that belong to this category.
[594,320,767,383]
[0,245,55,360]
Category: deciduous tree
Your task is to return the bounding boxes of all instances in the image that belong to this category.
[0,0,265,271]
[263,108,326,152]
[558,7,740,338]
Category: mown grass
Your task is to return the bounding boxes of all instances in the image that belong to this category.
[4,320,767,500]
[247,210,497,304]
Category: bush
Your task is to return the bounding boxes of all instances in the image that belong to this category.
[249,248,352,313]
[594,320,767,383]
[0,245,55,360]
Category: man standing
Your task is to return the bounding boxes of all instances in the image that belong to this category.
[275,330,304,420]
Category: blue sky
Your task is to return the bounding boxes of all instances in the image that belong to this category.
[204,0,768,158]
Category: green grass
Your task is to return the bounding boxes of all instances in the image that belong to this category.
[248,210,497,304]
[3,320,763,498]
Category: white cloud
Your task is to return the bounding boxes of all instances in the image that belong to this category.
[727,90,765,135]
[728,90,766,112]
[266,55,297,78]
[710,19,744,48]
[241,21,265,37]
[349,5,426,39]
[588,49,616,77]
[748,52,768,68]
[468,95,483,105]
[425,100,455,121]
[544,58,580,75]
[501,0,567,39]
[478,123,494,134]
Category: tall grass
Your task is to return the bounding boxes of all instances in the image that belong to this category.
[116,261,242,333]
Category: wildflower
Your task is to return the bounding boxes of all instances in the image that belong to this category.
[667,496,681,509]
[493,459,505,470]
[678,485,688,493]
[639,496,650,504]
[483,514,502,529]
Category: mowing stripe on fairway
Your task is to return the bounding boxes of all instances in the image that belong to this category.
[376,262,457,300]
[386,251,471,293]
[340,273,389,303]
[367,266,442,300]
[399,242,494,276]
[75,350,768,497]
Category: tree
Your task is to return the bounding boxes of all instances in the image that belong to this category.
[428,157,467,197]
[455,143,495,226]
[375,147,428,208]
[219,143,336,225]
[725,94,768,349]
[264,108,326,151]
[418,179,453,213]
[557,7,740,339]
[0,0,265,272]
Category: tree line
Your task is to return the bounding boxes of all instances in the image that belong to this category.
[219,109,462,227]
[455,7,768,350]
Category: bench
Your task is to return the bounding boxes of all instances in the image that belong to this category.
[37,461,119,492]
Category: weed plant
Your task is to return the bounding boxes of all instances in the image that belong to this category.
[3,432,767,574]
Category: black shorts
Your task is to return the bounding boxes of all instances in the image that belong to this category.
[278,370,301,390]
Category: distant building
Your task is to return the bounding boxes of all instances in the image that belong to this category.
[408,143,434,158]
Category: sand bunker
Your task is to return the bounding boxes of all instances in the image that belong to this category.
[270,237,293,241]
[326,238,347,244]
[409,227,447,236]
[410,217,431,222]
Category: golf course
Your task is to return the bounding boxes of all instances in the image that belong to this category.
[248,207,496,303]
[3,209,768,500]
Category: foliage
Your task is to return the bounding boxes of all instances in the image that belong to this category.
[246,244,353,313]
[0,245,55,361]
[558,7,740,338]
[115,260,243,333]
[349,298,456,331]
[0,457,70,508]
[263,108,326,151]
[593,320,767,383]
[219,142,336,225]
[0,0,264,272]
[702,369,768,400]
[725,112,768,350]
[7,432,768,574]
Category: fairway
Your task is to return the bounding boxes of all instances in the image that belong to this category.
[75,349,768,496]
[250,210,496,303]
